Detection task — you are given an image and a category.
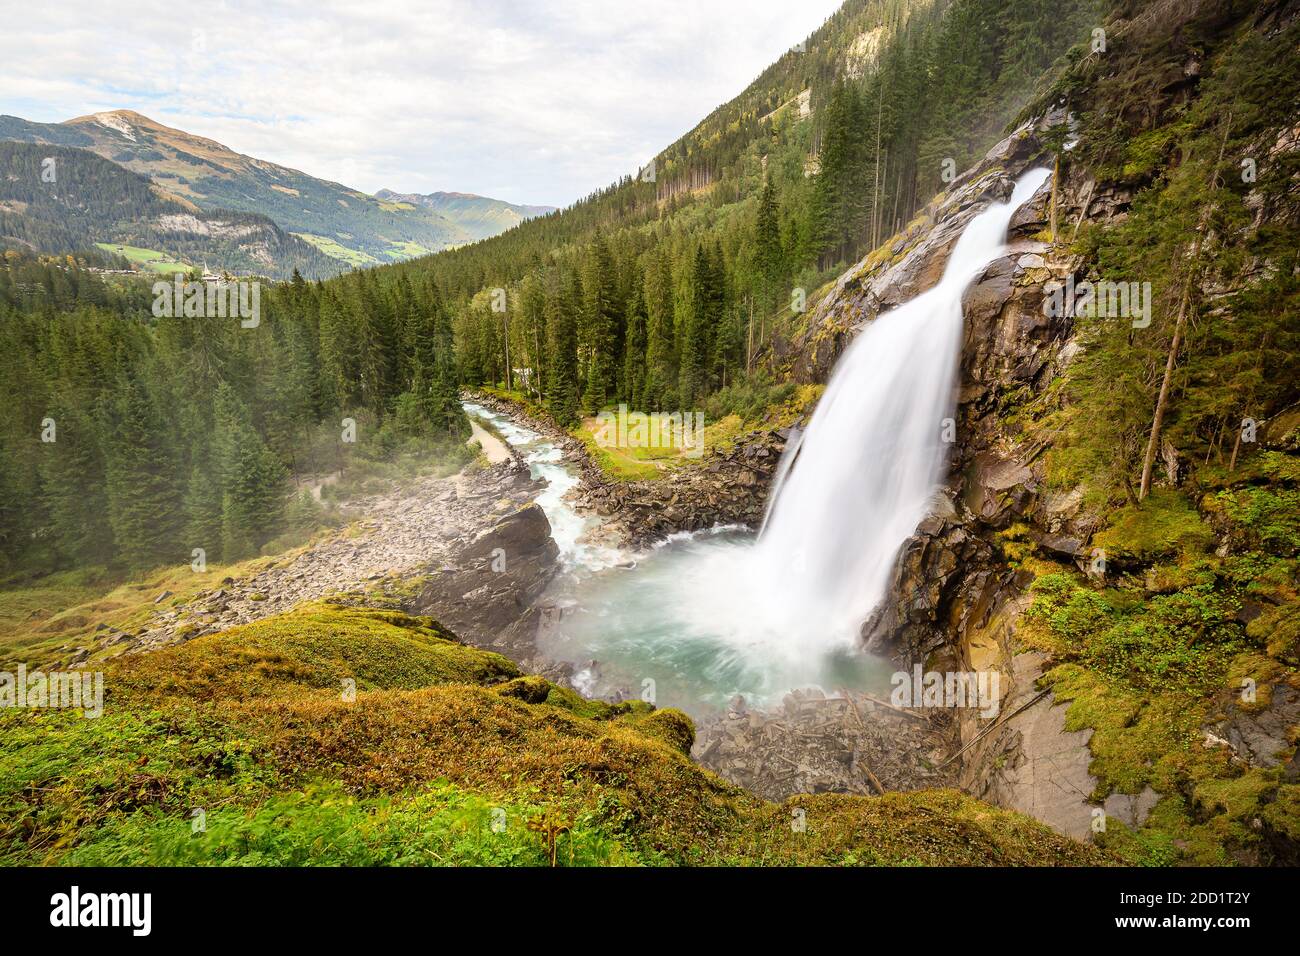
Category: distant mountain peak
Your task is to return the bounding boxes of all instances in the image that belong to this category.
[0,110,554,270]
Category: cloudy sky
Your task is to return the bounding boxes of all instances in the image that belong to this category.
[1,0,844,208]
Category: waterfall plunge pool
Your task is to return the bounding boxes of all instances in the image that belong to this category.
[464,401,892,717]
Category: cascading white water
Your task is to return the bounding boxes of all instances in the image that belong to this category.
[499,168,1051,712]
[749,167,1051,654]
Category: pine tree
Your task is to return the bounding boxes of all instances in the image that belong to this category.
[754,174,783,310]
[213,383,286,562]
[183,461,223,558]
[582,236,620,412]
[644,249,677,410]
[428,288,468,439]
[677,245,710,405]
[40,402,114,565]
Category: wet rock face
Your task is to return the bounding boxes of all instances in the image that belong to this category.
[1207,684,1300,773]
[847,169,1088,672]
[768,118,1131,821]
[802,124,1115,675]
[791,126,1044,385]
[860,518,1021,669]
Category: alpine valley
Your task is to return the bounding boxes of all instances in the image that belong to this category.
[1,0,1297,871]
[0,110,555,278]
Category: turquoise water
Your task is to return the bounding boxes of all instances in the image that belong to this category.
[464,402,890,717]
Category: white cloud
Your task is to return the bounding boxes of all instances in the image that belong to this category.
[1,0,842,206]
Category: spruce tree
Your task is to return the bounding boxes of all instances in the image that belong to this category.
[546,277,580,426]
[645,249,677,410]
[428,286,468,438]
[754,175,783,310]
[40,402,114,565]
[622,281,648,410]
[213,383,286,562]
[183,461,223,559]
[101,377,183,569]
[582,236,620,412]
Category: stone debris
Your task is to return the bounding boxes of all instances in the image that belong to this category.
[692,688,954,802]
[108,459,546,656]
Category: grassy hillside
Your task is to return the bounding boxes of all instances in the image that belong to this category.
[355,0,1104,428]
[376,190,556,242]
[0,142,338,278]
[0,111,480,268]
[0,601,1108,866]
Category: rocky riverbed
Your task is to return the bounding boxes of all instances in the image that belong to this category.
[465,392,788,545]
[102,456,558,659]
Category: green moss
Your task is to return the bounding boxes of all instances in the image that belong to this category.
[1200,451,1300,490]
[58,784,635,867]
[1249,602,1300,666]
[615,708,696,756]
[108,601,521,704]
[0,601,1107,867]
[494,675,553,704]
[1022,557,1298,863]
[995,523,1036,564]
[1194,772,1275,821]
[1260,784,1300,843]
[1091,490,1214,564]
[1205,486,1300,557]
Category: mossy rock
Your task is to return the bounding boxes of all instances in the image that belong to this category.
[616,708,696,756]
[1249,603,1300,666]
[494,675,552,704]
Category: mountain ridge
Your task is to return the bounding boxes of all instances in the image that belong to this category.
[374,188,556,242]
[0,109,553,270]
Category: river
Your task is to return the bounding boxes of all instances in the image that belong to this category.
[462,401,889,717]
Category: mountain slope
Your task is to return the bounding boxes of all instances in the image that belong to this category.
[0,142,337,278]
[0,110,483,266]
[375,189,555,242]
[374,0,1103,420]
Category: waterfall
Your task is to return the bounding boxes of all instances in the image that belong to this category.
[531,168,1051,709]
[749,168,1051,655]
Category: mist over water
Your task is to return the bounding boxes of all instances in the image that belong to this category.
[467,168,1051,714]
